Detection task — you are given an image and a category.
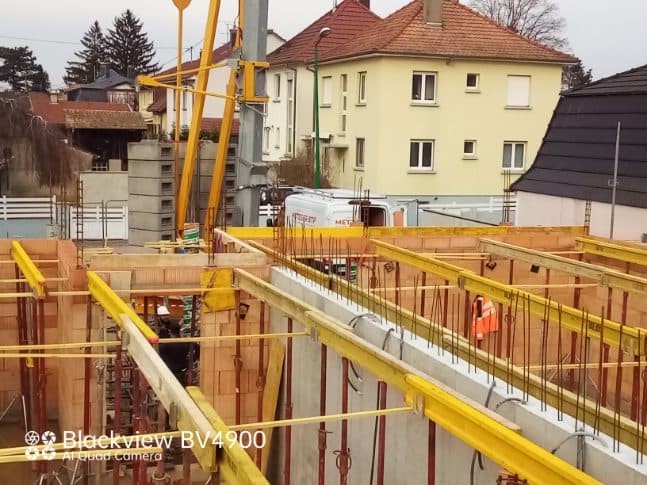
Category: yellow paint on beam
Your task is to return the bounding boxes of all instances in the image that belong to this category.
[10,241,47,298]
[0,353,114,359]
[260,339,284,474]
[577,237,647,267]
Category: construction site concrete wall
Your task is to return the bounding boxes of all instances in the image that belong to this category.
[268,267,647,484]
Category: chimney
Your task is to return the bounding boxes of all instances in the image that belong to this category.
[99,63,109,78]
[49,92,58,104]
[358,0,370,9]
[126,66,135,80]
[423,0,442,25]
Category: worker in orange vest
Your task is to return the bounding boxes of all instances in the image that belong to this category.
[472,295,499,342]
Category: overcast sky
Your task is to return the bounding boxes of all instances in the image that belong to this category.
[2,0,646,89]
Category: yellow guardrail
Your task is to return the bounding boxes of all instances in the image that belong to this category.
[11,241,47,299]
[87,271,159,343]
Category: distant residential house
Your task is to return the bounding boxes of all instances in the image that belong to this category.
[513,65,647,240]
[0,92,91,196]
[264,0,379,163]
[144,31,285,137]
[29,92,145,171]
[139,87,167,139]
[68,68,137,109]
[308,0,575,205]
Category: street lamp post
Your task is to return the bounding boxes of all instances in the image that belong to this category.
[314,27,331,189]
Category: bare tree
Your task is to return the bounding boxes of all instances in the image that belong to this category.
[467,0,567,50]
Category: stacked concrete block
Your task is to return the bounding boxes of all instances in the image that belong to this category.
[128,141,176,245]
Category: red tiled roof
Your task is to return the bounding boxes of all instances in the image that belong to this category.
[147,88,167,113]
[29,92,131,125]
[267,0,381,65]
[157,43,234,80]
[64,109,145,130]
[320,0,576,64]
[201,117,240,136]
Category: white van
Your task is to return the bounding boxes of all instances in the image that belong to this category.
[284,189,407,228]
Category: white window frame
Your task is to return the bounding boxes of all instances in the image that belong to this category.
[321,76,332,107]
[409,139,435,171]
[463,140,477,159]
[263,127,271,153]
[466,73,480,91]
[506,75,531,108]
[355,138,365,169]
[502,141,526,171]
[357,72,367,105]
[273,73,281,100]
[286,78,294,154]
[411,71,437,104]
[181,88,188,111]
[340,74,348,133]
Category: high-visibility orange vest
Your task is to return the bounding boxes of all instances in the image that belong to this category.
[472,297,498,340]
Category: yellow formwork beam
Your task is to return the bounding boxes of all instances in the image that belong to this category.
[247,241,647,454]
[372,240,645,356]
[87,271,159,344]
[234,269,599,485]
[10,241,47,299]
[481,238,647,297]
[577,237,647,267]
[187,387,270,485]
[121,316,267,483]
[226,226,588,240]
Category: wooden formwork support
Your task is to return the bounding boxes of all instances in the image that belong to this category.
[249,241,647,457]
[234,268,599,485]
[577,237,647,267]
[480,238,647,297]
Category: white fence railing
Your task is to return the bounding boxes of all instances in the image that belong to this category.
[0,196,128,240]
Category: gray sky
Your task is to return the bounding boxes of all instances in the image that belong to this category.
[2,0,646,89]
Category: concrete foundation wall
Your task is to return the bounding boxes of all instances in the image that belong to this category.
[269,267,647,484]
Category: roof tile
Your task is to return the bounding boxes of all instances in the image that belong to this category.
[29,92,131,125]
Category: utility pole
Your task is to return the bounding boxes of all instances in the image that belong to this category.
[609,122,621,239]
[235,0,269,226]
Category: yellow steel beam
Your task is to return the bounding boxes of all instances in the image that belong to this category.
[373,240,644,355]
[234,269,599,485]
[480,238,647,297]
[229,406,413,431]
[577,237,647,267]
[227,226,588,240]
[247,241,647,454]
[204,67,238,241]
[87,271,159,344]
[175,0,223,235]
[10,241,47,299]
[0,353,114,359]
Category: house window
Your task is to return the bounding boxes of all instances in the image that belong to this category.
[355,138,365,168]
[321,76,332,106]
[274,73,281,99]
[181,88,188,111]
[463,140,476,157]
[286,79,294,154]
[358,72,367,104]
[92,158,109,172]
[409,140,434,170]
[506,75,530,107]
[466,73,479,90]
[340,74,348,133]
[502,142,526,170]
[412,72,437,103]
[275,127,281,148]
[263,127,271,153]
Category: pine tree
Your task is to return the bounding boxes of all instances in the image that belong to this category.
[64,21,108,85]
[0,46,50,92]
[105,10,159,77]
[562,59,593,90]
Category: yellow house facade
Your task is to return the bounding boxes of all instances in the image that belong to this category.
[311,0,575,202]
[318,57,563,196]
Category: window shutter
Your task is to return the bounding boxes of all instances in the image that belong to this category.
[506,76,530,106]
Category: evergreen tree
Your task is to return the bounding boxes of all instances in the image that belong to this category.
[0,46,50,92]
[64,21,108,85]
[563,59,593,90]
[105,10,159,77]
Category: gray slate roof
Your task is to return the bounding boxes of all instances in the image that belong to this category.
[511,64,647,209]
[71,70,135,91]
